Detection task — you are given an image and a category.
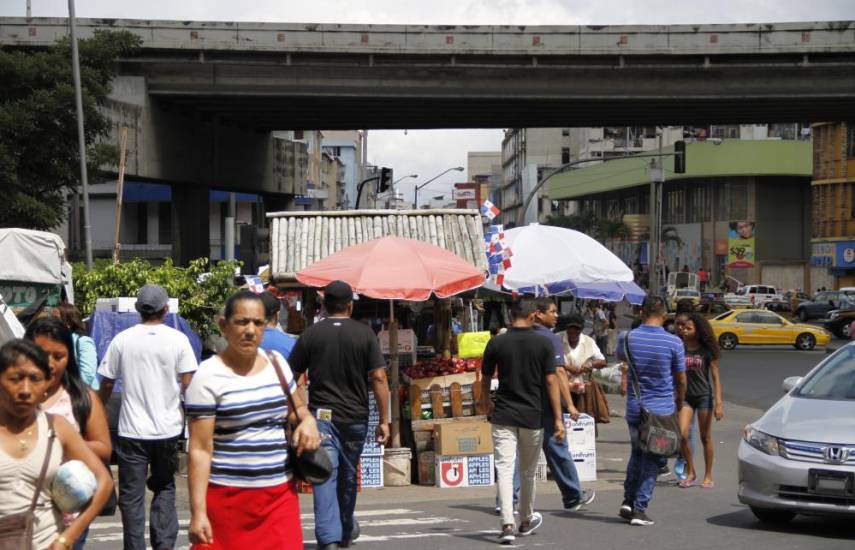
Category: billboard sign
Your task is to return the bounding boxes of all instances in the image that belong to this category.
[727,221,755,268]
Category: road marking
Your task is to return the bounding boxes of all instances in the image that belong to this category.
[300,507,419,520]
[303,516,465,529]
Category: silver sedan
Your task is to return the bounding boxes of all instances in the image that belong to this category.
[738,343,855,523]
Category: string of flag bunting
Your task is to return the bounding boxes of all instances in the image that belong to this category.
[481,200,512,287]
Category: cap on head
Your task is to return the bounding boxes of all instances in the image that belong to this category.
[259,291,281,318]
[555,313,584,332]
[324,280,353,302]
[135,284,169,315]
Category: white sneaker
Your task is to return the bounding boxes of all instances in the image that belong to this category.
[518,512,543,536]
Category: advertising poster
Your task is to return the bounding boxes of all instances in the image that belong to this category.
[727,221,756,267]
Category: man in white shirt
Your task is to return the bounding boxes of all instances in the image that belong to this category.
[98,285,198,550]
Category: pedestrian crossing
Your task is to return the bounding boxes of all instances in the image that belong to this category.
[86,506,484,549]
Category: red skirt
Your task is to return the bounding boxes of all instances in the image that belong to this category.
[192,480,303,550]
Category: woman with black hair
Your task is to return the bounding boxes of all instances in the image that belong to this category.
[25,318,111,463]
[0,339,112,550]
[25,318,112,549]
[674,312,724,489]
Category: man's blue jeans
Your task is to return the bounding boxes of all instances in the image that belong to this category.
[314,420,368,546]
[543,412,583,507]
[624,420,660,513]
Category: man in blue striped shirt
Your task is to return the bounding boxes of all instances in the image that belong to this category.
[616,296,686,526]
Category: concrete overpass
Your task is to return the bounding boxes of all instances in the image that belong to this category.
[2,18,854,261]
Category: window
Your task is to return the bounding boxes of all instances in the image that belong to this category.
[736,313,757,323]
[755,313,783,325]
[562,128,570,136]
[795,346,855,400]
[561,148,570,164]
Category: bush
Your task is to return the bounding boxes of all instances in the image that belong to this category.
[73,258,239,341]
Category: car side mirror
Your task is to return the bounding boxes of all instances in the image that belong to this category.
[782,376,802,392]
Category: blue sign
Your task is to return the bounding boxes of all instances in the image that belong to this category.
[835,241,855,269]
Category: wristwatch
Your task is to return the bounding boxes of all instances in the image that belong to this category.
[57,535,72,549]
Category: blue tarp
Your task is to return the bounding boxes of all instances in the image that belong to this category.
[517,280,647,305]
[121,181,257,203]
[90,311,203,392]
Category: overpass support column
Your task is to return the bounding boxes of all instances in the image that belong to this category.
[172,185,210,265]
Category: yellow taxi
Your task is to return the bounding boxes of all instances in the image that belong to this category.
[710,309,831,351]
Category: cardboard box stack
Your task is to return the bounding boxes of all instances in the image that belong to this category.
[564,413,597,482]
[432,419,495,488]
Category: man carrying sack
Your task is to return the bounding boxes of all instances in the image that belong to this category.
[616,296,686,527]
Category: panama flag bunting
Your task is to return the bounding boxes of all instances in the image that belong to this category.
[484,224,512,287]
[480,200,501,220]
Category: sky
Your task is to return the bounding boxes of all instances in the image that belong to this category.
[5,0,854,200]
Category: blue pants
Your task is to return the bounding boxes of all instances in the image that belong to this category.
[314,421,368,546]
[116,436,179,550]
[624,421,660,513]
[543,413,583,507]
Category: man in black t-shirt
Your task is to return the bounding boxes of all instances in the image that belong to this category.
[289,280,390,550]
[479,298,565,544]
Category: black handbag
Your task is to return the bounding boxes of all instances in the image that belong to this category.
[623,332,682,458]
[267,352,333,485]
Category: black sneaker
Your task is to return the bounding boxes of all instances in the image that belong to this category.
[340,520,360,548]
[499,524,516,545]
[565,490,596,511]
[517,512,543,536]
[630,510,655,526]
[658,465,671,478]
[619,499,633,520]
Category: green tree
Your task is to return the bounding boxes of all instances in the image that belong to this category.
[0,30,140,229]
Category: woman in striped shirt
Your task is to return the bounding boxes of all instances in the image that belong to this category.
[186,290,320,549]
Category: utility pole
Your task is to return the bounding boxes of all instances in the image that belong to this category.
[68,0,93,269]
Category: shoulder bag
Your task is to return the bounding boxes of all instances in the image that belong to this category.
[623,332,682,457]
[0,414,56,550]
[267,352,332,485]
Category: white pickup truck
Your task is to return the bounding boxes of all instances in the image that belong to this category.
[725,284,783,308]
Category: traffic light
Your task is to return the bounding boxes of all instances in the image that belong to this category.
[378,167,393,193]
[674,140,686,174]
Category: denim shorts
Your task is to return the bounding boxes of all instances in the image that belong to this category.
[685,394,714,411]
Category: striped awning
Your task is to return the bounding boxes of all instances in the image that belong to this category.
[267,209,487,281]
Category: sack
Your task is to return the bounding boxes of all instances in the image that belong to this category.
[0,415,56,550]
[0,511,34,550]
[266,352,333,485]
[456,331,491,359]
[623,331,682,458]
[580,380,611,424]
[638,409,682,458]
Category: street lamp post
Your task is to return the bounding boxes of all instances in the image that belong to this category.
[389,174,417,209]
[68,0,93,269]
[414,167,464,209]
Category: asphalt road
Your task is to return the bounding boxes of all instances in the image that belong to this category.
[84,343,854,550]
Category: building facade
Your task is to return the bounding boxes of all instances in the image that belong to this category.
[809,122,855,290]
[548,139,813,291]
[322,130,365,209]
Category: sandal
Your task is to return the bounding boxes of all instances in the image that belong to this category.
[700,481,715,489]
[678,479,696,489]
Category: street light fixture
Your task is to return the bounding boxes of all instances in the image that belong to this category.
[414,167,464,209]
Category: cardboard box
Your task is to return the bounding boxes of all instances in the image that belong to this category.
[360,455,384,488]
[418,451,436,485]
[433,420,493,456]
[435,454,494,488]
[378,329,417,363]
[571,448,597,482]
[95,297,179,313]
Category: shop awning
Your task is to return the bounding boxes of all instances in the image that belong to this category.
[267,209,487,281]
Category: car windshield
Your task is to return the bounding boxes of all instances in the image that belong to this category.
[795,347,855,401]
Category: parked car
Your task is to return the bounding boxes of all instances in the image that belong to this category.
[726,284,782,309]
[765,291,810,314]
[663,301,731,333]
[738,342,855,523]
[794,291,855,322]
[710,309,832,351]
[824,308,855,338]
[668,288,701,311]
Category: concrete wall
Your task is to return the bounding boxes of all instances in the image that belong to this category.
[756,176,812,263]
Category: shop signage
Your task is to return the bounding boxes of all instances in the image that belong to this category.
[452,188,476,200]
[835,241,855,269]
[810,242,836,267]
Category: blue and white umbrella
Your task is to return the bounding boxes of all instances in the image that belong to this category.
[486,223,646,305]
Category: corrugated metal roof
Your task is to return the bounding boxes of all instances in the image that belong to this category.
[267,209,487,280]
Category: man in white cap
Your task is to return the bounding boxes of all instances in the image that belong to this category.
[98,284,198,550]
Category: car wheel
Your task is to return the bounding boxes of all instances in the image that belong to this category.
[798,309,808,322]
[719,333,738,350]
[750,507,796,524]
[795,333,816,351]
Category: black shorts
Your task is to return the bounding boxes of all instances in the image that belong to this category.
[685,394,714,411]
